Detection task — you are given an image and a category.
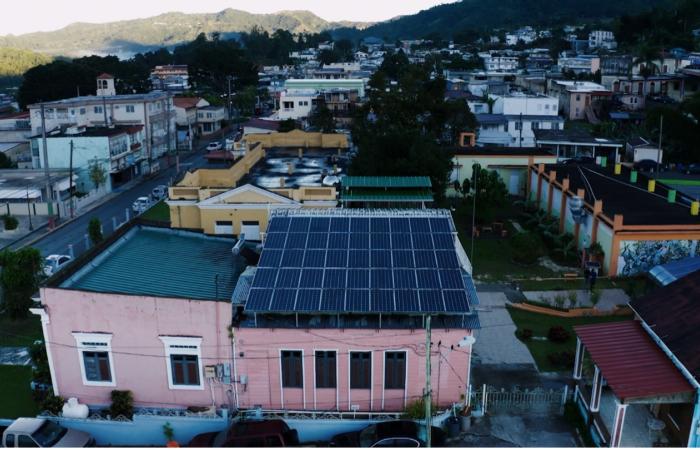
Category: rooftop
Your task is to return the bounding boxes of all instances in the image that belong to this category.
[244,148,347,189]
[543,163,700,226]
[452,146,555,156]
[342,176,432,189]
[59,226,244,301]
[38,125,143,139]
[28,91,170,108]
[534,129,623,147]
[630,270,700,381]
[648,256,700,286]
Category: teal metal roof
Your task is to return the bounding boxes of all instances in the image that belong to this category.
[342,176,432,188]
[61,227,242,301]
[340,190,434,202]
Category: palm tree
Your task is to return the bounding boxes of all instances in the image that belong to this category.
[631,44,663,97]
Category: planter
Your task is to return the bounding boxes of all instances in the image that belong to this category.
[445,416,461,438]
[460,414,472,431]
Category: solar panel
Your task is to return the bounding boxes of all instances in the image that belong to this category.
[259,250,282,267]
[264,233,287,249]
[247,288,273,310]
[309,217,330,232]
[323,269,346,289]
[371,269,393,289]
[325,250,348,268]
[371,217,390,233]
[328,233,349,249]
[394,269,417,289]
[254,268,278,288]
[347,289,370,311]
[372,290,394,312]
[413,233,434,250]
[419,290,445,312]
[370,250,392,268]
[416,270,440,289]
[410,217,431,232]
[347,269,370,289]
[395,290,420,312]
[276,268,300,288]
[392,250,414,268]
[296,289,321,311]
[435,250,460,268]
[349,233,370,249]
[432,233,454,250]
[430,218,451,233]
[439,270,464,289]
[289,217,310,232]
[371,233,391,249]
[285,233,308,249]
[329,217,350,232]
[267,217,290,233]
[306,233,328,249]
[270,289,297,310]
[303,250,326,267]
[350,217,369,232]
[299,269,324,288]
[443,290,469,312]
[321,289,345,311]
[414,250,437,268]
[390,217,410,232]
[281,249,304,267]
[348,250,370,267]
[392,235,413,250]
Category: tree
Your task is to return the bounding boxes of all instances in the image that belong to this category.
[0,247,43,319]
[471,165,508,224]
[308,105,336,133]
[631,44,662,97]
[234,85,257,116]
[88,160,106,191]
[278,119,297,132]
[88,217,103,246]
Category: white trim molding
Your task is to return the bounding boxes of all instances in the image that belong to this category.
[71,332,116,387]
[159,336,204,391]
[30,307,59,396]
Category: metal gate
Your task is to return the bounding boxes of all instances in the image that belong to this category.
[469,384,568,415]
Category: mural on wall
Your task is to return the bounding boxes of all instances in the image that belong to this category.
[617,240,699,276]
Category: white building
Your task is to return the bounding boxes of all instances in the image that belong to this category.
[28,74,175,167]
[505,27,537,46]
[277,90,316,120]
[476,93,563,147]
[479,52,519,72]
[558,55,601,74]
[588,30,617,50]
[150,65,190,92]
[196,106,225,135]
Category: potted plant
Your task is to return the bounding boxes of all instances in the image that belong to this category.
[460,405,473,431]
[163,422,178,447]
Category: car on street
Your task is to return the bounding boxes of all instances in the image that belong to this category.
[43,254,72,277]
[151,185,167,201]
[2,418,94,447]
[206,141,222,152]
[132,196,151,214]
[330,420,446,447]
[187,419,299,447]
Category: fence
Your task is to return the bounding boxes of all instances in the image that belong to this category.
[470,384,568,416]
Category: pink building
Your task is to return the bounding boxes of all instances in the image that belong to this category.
[36,209,479,414]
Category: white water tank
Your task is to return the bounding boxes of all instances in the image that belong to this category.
[62,397,89,419]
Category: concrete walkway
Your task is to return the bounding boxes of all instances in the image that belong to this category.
[0,346,31,366]
[523,289,630,312]
[472,291,535,366]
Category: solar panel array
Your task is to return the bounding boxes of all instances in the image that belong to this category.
[246,215,473,314]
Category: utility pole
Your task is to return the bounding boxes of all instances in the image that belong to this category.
[69,140,74,218]
[40,103,54,227]
[102,96,108,127]
[425,315,432,448]
[519,112,523,146]
[470,162,478,266]
[26,184,33,231]
[656,115,663,175]
[227,75,233,121]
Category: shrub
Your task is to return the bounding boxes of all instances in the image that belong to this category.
[109,390,134,419]
[510,231,545,265]
[403,398,437,419]
[547,351,575,367]
[40,394,65,415]
[88,217,103,246]
[517,328,533,340]
[548,325,570,343]
[553,294,566,309]
[590,289,602,306]
[2,215,18,230]
[567,291,578,309]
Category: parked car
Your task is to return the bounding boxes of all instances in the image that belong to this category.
[151,185,167,201]
[43,254,72,276]
[2,418,94,447]
[686,163,700,174]
[187,419,299,447]
[634,159,660,172]
[649,94,676,104]
[206,141,222,152]
[132,196,151,214]
[330,420,446,447]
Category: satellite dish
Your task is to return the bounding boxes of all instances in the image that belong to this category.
[458,336,476,348]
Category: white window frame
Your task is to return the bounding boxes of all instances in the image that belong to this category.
[159,336,204,390]
[72,332,116,387]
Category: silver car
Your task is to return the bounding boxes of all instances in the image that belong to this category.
[2,418,94,447]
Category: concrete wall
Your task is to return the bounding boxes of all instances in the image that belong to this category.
[35,136,113,193]
[233,327,472,412]
[246,130,349,149]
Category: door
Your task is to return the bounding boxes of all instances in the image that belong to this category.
[214,220,234,235]
[240,220,261,241]
[508,174,520,195]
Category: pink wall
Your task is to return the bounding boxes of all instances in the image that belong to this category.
[233,327,472,412]
[41,288,233,409]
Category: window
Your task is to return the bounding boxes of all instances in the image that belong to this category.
[80,108,86,115]
[384,351,406,389]
[281,350,303,388]
[126,105,135,113]
[4,435,14,447]
[160,336,203,390]
[315,351,336,388]
[72,332,115,387]
[575,95,581,102]
[350,352,371,389]
[532,121,540,130]
[83,351,111,382]
[170,355,200,386]
[17,436,37,447]
[94,106,103,114]
[514,121,521,131]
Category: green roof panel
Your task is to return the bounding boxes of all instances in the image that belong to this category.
[341,189,434,202]
[342,176,432,188]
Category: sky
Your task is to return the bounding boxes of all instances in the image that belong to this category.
[1,1,457,35]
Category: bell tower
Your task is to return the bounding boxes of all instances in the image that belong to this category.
[96,73,115,96]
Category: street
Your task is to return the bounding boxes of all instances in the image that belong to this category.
[10,145,214,258]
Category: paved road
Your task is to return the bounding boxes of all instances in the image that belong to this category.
[10,146,213,257]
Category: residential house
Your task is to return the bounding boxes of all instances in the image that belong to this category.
[478,52,519,72]
[284,79,366,98]
[625,137,662,164]
[557,55,601,75]
[548,80,612,121]
[571,269,700,446]
[150,65,190,92]
[196,106,225,136]
[0,168,74,217]
[0,111,31,166]
[527,160,700,275]
[505,27,537,46]
[173,97,207,150]
[28,74,175,166]
[277,90,316,120]
[588,30,617,50]
[534,129,624,162]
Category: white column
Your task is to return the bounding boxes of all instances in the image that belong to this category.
[610,401,628,447]
[590,365,603,412]
[573,337,584,380]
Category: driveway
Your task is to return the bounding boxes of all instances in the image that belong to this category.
[472,291,535,366]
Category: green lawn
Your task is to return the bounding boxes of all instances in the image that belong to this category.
[0,365,38,418]
[141,200,170,223]
[0,315,42,347]
[507,306,633,372]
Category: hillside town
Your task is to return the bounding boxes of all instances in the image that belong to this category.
[0,1,699,448]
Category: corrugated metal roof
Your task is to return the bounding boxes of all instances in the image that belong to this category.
[342,176,432,188]
[341,190,434,202]
[648,256,700,286]
[62,227,243,301]
[574,321,693,401]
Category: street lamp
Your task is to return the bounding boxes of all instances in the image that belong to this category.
[26,184,33,231]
